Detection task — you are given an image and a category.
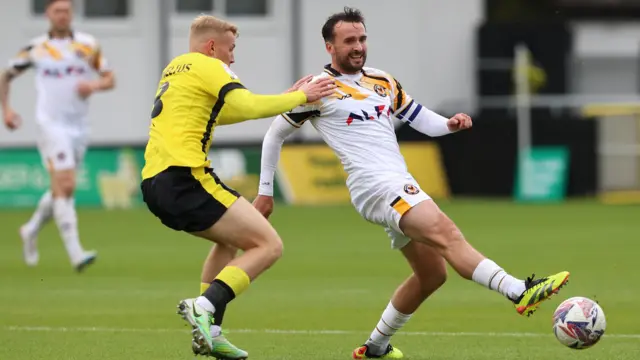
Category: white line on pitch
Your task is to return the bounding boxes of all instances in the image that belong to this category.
[3,326,640,339]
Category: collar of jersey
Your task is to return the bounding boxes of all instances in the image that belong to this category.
[48,30,74,40]
[324,64,367,80]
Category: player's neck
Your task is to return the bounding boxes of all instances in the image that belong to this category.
[330,62,359,76]
[49,29,72,39]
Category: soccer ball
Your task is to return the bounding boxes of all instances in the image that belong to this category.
[552,297,606,349]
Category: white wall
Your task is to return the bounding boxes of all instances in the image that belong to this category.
[0,0,484,146]
[571,22,640,96]
[170,0,294,145]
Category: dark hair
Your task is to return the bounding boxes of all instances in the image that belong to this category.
[47,0,70,7]
[321,7,366,42]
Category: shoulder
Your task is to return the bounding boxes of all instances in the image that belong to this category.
[189,54,238,78]
[361,66,394,83]
[73,31,100,48]
[24,35,48,50]
[310,72,332,82]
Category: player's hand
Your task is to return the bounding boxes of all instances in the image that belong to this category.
[77,80,97,99]
[447,113,472,132]
[3,108,22,131]
[299,77,336,103]
[285,74,313,94]
[253,195,275,219]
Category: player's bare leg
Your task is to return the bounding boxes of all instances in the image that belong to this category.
[354,241,447,359]
[50,168,96,272]
[200,243,238,293]
[399,200,569,316]
[177,197,283,359]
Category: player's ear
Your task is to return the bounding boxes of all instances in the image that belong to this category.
[325,41,333,54]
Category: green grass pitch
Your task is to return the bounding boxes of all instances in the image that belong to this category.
[1,200,639,359]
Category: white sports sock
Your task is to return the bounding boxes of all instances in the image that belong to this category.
[53,197,84,264]
[365,302,412,355]
[195,296,216,314]
[25,191,53,234]
[472,259,526,300]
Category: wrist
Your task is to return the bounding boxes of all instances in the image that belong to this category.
[295,90,307,102]
[258,180,274,196]
[91,80,103,91]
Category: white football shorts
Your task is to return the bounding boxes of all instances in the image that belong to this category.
[349,173,431,249]
[37,124,88,171]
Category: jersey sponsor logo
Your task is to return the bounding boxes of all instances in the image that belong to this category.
[345,105,391,125]
[42,66,86,78]
[334,93,352,101]
[404,184,420,195]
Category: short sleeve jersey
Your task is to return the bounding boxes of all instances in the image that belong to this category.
[141,52,245,179]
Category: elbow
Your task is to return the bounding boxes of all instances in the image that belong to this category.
[0,70,13,86]
[263,128,285,148]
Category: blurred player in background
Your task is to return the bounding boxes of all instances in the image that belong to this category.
[253,7,570,359]
[0,0,114,272]
[140,15,335,359]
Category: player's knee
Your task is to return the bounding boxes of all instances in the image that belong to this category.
[415,261,447,296]
[429,262,448,289]
[263,235,284,264]
[51,171,76,197]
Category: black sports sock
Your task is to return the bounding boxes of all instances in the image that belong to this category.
[212,303,227,326]
[203,279,235,314]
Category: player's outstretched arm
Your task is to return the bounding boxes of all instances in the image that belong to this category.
[219,78,335,125]
[253,115,300,218]
[395,101,472,136]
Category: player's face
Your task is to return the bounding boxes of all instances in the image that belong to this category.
[211,31,237,66]
[327,21,367,74]
[47,0,73,33]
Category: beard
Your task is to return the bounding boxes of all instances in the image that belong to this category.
[337,51,367,73]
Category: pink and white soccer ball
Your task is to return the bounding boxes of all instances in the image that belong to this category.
[552,297,606,349]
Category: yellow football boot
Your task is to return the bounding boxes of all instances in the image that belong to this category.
[513,271,570,317]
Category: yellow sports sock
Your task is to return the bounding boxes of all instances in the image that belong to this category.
[200,282,210,294]
[215,266,251,297]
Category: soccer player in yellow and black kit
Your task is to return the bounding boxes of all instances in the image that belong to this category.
[140,15,335,359]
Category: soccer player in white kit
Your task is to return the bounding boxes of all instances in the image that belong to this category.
[0,0,115,271]
[253,7,570,359]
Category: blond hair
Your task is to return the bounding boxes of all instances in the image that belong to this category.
[189,15,238,43]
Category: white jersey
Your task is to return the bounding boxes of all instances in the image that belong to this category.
[283,65,419,198]
[262,64,453,248]
[8,31,109,133]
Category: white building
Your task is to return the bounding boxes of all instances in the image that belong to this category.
[0,0,637,146]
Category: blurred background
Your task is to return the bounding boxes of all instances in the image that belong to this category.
[1,2,640,359]
[3,0,640,207]
[0,0,640,206]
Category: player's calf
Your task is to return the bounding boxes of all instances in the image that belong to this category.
[200,244,239,294]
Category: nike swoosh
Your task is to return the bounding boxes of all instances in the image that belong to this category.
[192,303,202,318]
